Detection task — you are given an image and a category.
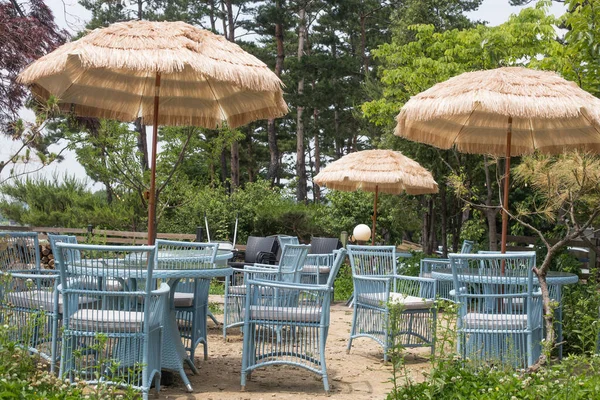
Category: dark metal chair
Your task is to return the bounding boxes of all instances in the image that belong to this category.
[302,237,343,285]
[228,236,279,268]
[309,237,342,254]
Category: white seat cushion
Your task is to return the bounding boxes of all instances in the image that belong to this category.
[302,265,331,274]
[248,305,322,322]
[173,292,194,307]
[67,277,123,291]
[229,285,272,295]
[70,310,144,332]
[6,290,95,314]
[229,285,247,295]
[503,297,525,310]
[463,312,529,330]
[357,292,434,310]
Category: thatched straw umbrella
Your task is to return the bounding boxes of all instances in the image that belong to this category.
[395,66,600,254]
[18,20,287,243]
[314,149,438,245]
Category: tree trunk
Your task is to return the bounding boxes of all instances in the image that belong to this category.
[421,197,431,254]
[224,0,239,188]
[533,253,556,368]
[230,141,239,188]
[220,148,228,185]
[246,132,255,183]
[486,209,499,251]
[134,118,149,171]
[359,13,368,74]
[313,108,321,203]
[225,0,234,41]
[334,108,341,158]
[428,198,436,254]
[296,6,307,202]
[220,1,228,40]
[440,183,448,257]
[208,0,216,31]
[267,4,284,185]
[104,181,114,204]
[484,155,499,250]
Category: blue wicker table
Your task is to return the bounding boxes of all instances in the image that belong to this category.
[75,250,233,392]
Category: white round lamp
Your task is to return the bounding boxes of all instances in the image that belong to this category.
[353,224,372,243]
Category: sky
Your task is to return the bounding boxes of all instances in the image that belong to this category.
[2,0,568,190]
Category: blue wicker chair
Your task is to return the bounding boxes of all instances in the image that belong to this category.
[155,239,218,363]
[48,234,80,262]
[55,243,168,399]
[0,232,60,372]
[449,252,542,368]
[420,239,474,301]
[347,245,437,361]
[241,248,347,393]
[223,244,309,339]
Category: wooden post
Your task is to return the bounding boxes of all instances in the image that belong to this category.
[147,72,161,245]
[372,185,378,245]
[501,116,513,273]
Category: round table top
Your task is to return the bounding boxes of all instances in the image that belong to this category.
[71,250,234,279]
[430,268,579,285]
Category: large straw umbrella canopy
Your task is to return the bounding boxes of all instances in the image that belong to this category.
[314,149,438,245]
[395,66,600,253]
[18,20,288,243]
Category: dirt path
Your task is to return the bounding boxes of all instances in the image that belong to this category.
[159,302,430,400]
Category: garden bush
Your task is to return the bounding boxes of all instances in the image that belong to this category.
[0,323,137,399]
[389,355,600,400]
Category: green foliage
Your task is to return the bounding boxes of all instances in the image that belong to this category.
[460,210,487,247]
[536,0,600,97]
[0,324,136,399]
[0,174,136,229]
[365,3,558,128]
[397,251,429,277]
[562,277,600,355]
[389,354,600,399]
[333,262,353,302]
[387,294,600,400]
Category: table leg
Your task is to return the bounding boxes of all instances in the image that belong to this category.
[162,309,195,392]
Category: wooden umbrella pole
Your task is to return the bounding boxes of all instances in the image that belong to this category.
[501,116,513,273]
[372,185,378,245]
[147,72,161,245]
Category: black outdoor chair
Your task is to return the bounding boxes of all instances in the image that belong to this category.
[228,236,279,268]
[310,237,342,254]
[302,237,344,285]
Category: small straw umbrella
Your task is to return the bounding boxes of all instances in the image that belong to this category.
[395,66,600,256]
[314,149,439,245]
[18,20,288,244]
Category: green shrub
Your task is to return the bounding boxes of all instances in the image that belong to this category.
[0,324,137,399]
[333,262,353,302]
[397,251,429,276]
[390,355,600,400]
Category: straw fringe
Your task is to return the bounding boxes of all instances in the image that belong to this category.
[19,21,282,91]
[395,67,600,155]
[314,150,438,195]
[18,20,288,126]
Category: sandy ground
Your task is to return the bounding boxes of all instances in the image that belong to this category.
[158,301,431,400]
